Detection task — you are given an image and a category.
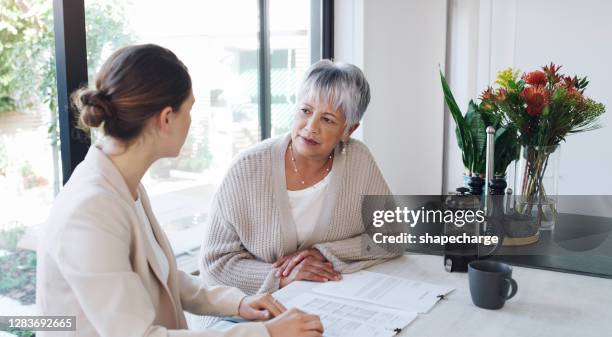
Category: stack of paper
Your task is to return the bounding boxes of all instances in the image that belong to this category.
[312,270,454,313]
[285,293,416,337]
[281,270,454,337]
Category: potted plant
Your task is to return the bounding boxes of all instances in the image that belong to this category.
[440,71,521,195]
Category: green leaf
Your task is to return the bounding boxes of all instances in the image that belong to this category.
[440,70,474,172]
[493,126,520,175]
[465,101,487,173]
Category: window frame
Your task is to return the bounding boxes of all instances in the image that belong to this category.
[53,0,334,182]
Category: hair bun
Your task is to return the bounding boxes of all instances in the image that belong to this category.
[75,89,116,128]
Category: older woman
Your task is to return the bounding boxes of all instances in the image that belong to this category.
[200,60,401,298]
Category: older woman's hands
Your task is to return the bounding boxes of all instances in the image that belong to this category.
[238,293,287,320]
[278,256,342,288]
[273,248,336,278]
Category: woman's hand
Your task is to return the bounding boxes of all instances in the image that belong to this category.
[264,308,323,337]
[238,293,287,321]
[273,248,329,278]
[279,257,341,288]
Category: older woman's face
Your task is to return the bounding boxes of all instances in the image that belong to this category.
[291,98,347,159]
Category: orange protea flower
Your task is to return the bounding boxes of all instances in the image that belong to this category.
[480,87,495,101]
[495,88,508,102]
[522,71,548,86]
[542,63,562,84]
[520,86,550,116]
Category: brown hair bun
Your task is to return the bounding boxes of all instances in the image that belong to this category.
[75,88,116,128]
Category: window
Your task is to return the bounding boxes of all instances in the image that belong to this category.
[0,0,58,320]
[82,1,263,271]
[269,0,312,136]
[76,0,331,271]
[0,0,332,324]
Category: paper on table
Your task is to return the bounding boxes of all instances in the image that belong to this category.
[283,293,417,337]
[313,270,454,313]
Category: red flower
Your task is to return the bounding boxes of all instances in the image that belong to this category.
[520,86,550,116]
[522,71,548,86]
[542,63,562,84]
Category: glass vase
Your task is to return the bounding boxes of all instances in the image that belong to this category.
[515,145,560,231]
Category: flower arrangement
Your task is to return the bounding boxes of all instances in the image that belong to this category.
[480,64,606,229]
[480,63,605,147]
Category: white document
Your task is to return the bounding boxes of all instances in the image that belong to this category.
[284,293,417,337]
[313,270,454,313]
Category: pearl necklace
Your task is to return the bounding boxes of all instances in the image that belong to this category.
[289,141,333,185]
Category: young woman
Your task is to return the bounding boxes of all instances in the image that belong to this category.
[36,44,322,337]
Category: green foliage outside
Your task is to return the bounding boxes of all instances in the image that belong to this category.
[0,222,25,251]
[0,0,133,116]
[6,329,35,337]
[0,224,36,306]
[84,1,134,84]
[0,0,52,113]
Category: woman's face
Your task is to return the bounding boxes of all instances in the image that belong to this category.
[291,97,347,160]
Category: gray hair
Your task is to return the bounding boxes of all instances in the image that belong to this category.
[297,60,371,131]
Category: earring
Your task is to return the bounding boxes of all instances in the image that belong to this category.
[342,141,348,154]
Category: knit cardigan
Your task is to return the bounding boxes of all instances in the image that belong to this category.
[200,133,401,295]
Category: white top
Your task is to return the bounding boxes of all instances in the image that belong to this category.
[287,169,333,246]
[135,195,170,283]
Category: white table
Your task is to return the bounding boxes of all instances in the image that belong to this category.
[273,254,612,337]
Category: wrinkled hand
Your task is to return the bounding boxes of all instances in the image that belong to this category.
[273,248,328,278]
[238,293,286,321]
[279,256,341,288]
[264,308,323,337]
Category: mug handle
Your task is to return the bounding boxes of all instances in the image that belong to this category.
[502,277,518,300]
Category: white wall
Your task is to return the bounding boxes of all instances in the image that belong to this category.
[443,0,612,195]
[336,0,611,196]
[442,0,481,193]
[513,0,612,195]
[335,0,448,194]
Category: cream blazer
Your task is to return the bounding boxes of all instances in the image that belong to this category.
[36,145,269,337]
